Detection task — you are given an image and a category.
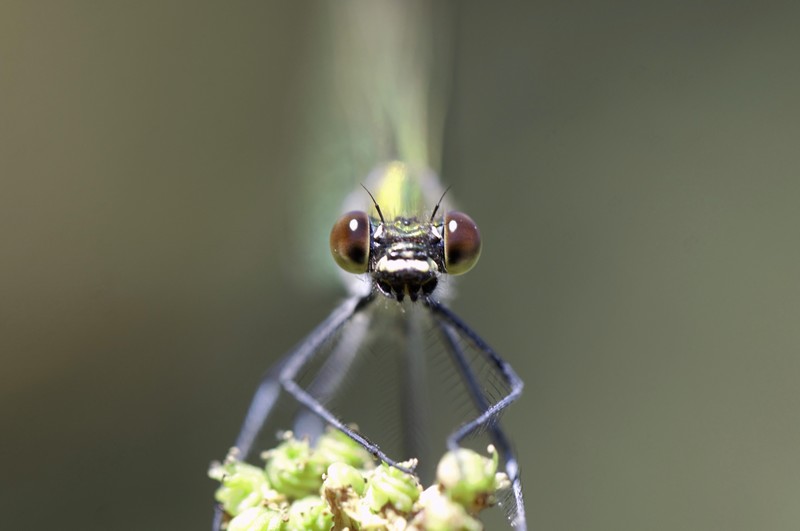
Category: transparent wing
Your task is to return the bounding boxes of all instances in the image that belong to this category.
[295,0,454,287]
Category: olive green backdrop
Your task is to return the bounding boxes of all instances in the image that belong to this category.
[2,2,799,530]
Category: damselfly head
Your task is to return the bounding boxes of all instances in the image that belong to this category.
[330,208,482,302]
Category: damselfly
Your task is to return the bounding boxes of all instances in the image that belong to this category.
[213,163,526,530]
[213,3,527,529]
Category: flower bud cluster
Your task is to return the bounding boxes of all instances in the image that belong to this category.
[209,430,507,530]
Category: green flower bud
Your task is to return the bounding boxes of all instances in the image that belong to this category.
[364,461,421,513]
[321,462,366,530]
[314,427,373,469]
[285,496,334,531]
[227,506,286,531]
[324,462,367,496]
[436,446,503,511]
[264,435,325,500]
[413,486,483,531]
[209,459,271,516]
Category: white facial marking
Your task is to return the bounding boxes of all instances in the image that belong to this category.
[376,257,433,274]
[349,218,359,231]
[448,219,458,233]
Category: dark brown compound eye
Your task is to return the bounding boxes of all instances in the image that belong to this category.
[330,210,371,273]
[444,211,481,275]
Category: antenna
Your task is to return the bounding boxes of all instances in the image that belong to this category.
[360,184,385,223]
[430,185,452,222]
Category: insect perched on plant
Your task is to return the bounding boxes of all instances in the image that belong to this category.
[212,2,528,529]
[212,162,526,530]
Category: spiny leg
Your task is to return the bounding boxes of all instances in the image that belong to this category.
[232,295,372,459]
[278,294,414,473]
[426,297,527,530]
[292,309,372,441]
[214,294,376,530]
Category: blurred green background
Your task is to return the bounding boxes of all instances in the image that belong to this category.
[2,1,800,530]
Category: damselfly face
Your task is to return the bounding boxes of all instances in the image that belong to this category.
[330,208,481,301]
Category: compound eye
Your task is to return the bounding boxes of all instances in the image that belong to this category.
[330,210,371,273]
[444,211,481,275]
